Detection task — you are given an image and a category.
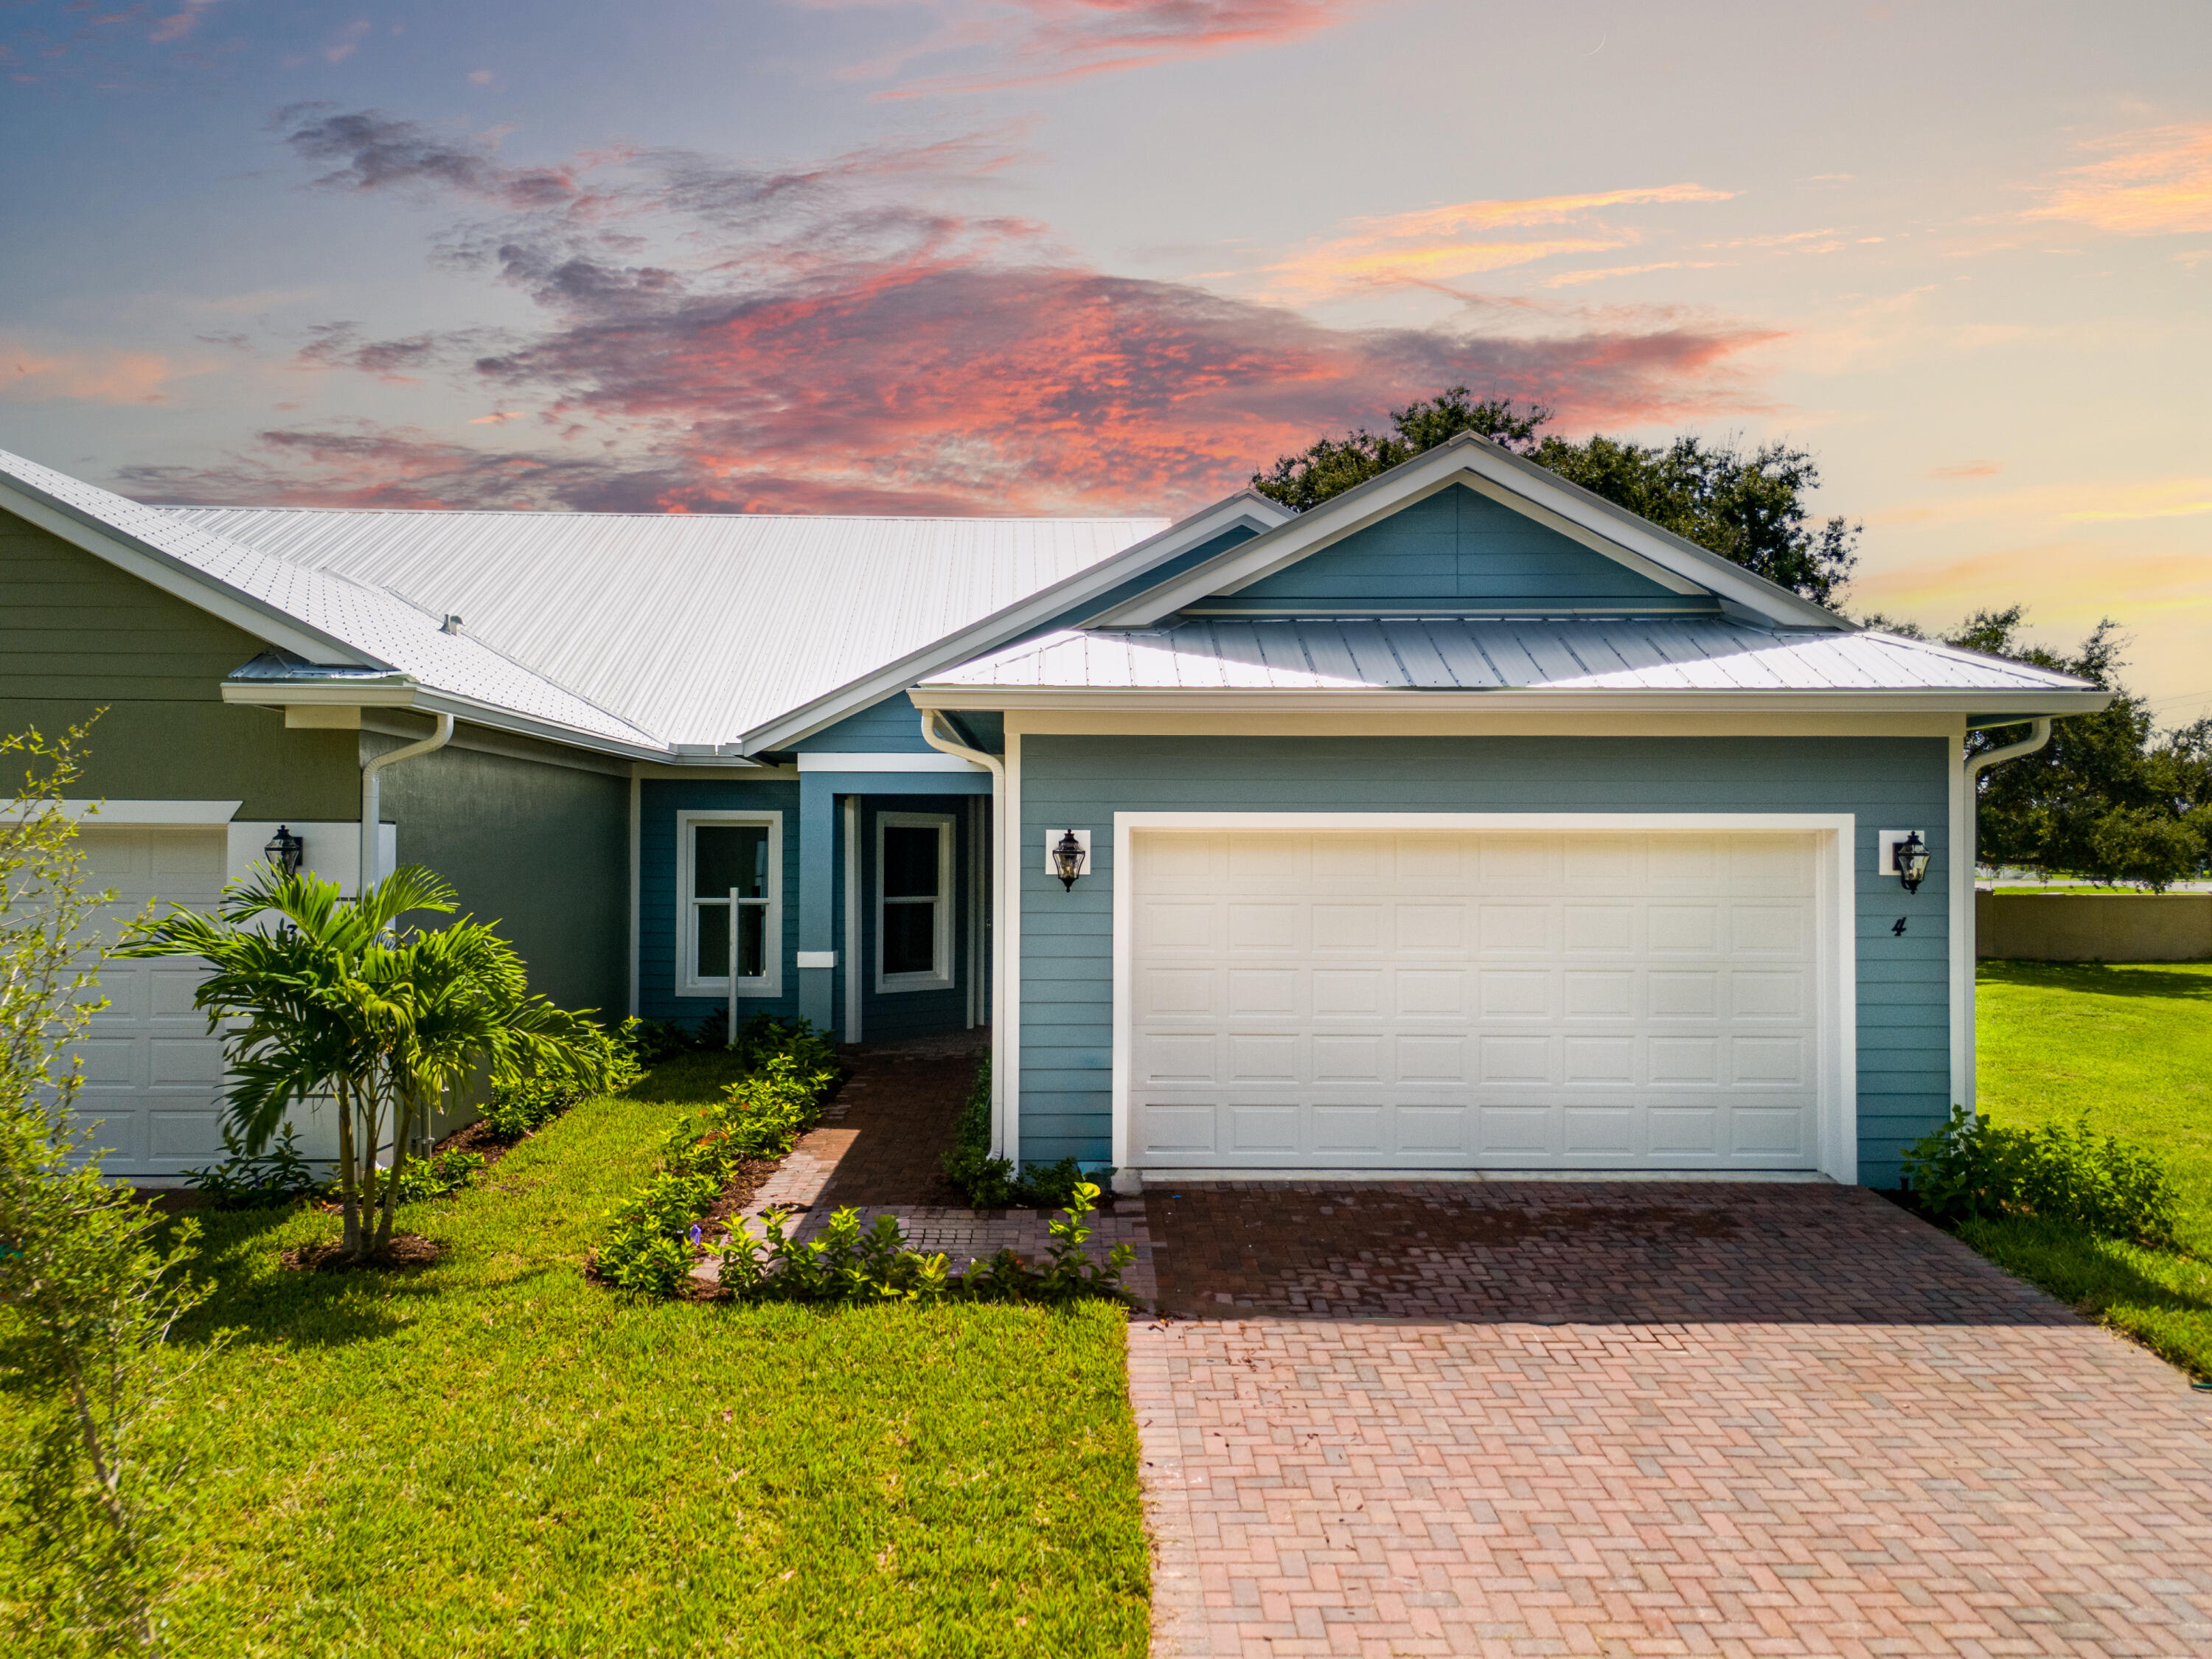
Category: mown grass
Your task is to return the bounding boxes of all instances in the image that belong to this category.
[1972,961,2212,1380]
[7,1068,1149,1658]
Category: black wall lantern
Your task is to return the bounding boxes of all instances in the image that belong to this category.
[1051,829,1090,891]
[1893,830,1930,894]
[264,824,305,877]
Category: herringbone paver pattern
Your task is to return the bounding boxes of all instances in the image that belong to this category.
[1133,1182,2212,1656]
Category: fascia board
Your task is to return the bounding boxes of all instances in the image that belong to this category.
[908,687,2116,715]
[734,494,1293,754]
[219,678,681,764]
[0,477,381,668]
[1093,435,1841,630]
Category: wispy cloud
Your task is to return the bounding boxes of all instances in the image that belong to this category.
[1259,184,1734,297]
[1,338,200,404]
[131,111,1781,515]
[810,0,1378,97]
[2029,121,2212,236]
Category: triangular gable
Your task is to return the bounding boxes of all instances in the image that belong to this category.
[1090,434,1843,630]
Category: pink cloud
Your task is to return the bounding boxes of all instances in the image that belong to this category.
[812,0,1379,96]
[125,109,1783,516]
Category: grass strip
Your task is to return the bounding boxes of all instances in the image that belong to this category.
[4,1068,1149,1658]
[1957,1214,2212,1382]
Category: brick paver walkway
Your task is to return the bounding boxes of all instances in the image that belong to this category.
[1133,1181,2212,1657]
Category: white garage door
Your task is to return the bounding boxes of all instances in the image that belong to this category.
[66,827,229,1180]
[1126,828,1828,1171]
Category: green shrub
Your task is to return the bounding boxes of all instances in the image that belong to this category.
[729,1012,838,1075]
[386,1148,486,1206]
[481,1016,649,1141]
[720,1182,1134,1306]
[940,1057,1113,1208]
[593,1050,838,1297]
[183,1122,329,1210]
[1902,1106,2180,1246]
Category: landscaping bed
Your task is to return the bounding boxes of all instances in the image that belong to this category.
[1,1062,1150,1658]
[1962,960,2212,1381]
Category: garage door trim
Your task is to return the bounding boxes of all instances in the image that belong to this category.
[1110,813,1859,1184]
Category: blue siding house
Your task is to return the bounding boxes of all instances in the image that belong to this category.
[2,439,2104,1187]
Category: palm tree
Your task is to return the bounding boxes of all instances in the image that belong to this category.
[119,865,615,1261]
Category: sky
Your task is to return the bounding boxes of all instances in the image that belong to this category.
[3,1,2208,714]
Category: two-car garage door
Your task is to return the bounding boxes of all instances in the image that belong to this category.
[1126,827,1829,1171]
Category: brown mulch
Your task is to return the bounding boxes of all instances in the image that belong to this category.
[283,1233,442,1273]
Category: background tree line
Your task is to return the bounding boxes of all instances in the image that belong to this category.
[1254,389,2212,889]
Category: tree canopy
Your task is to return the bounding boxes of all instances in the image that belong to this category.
[1250,387,1860,607]
[1868,608,2212,890]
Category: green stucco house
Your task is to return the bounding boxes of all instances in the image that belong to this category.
[1,437,2104,1188]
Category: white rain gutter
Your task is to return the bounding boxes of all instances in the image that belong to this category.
[1952,716,2054,1120]
[919,710,1009,1158]
[360,714,455,893]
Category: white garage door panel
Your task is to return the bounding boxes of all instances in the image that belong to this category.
[49,827,229,1177]
[1128,829,1826,1170]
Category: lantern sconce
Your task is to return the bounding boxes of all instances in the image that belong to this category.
[1046,828,1092,891]
[1879,829,1930,895]
[264,824,306,877]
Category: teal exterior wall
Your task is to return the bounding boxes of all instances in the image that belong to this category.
[1015,734,1954,1186]
[796,698,939,754]
[1220,484,1715,614]
[371,731,630,1016]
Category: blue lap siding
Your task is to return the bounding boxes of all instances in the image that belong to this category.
[1015,734,1953,1186]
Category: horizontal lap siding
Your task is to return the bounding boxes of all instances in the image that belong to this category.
[639,778,804,1030]
[1017,734,1953,1183]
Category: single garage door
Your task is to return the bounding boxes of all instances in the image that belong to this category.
[1126,828,1828,1171]
[66,826,229,1180]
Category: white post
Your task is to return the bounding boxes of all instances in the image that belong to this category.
[727,884,742,1049]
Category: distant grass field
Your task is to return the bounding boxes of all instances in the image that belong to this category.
[1969,961,2212,1380]
[1,1065,1148,1658]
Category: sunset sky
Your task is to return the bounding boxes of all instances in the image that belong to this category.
[4,1,2208,713]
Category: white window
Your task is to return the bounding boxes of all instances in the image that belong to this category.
[876,811,954,993]
[678,811,782,998]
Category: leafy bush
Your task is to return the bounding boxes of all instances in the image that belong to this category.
[730,1013,838,1075]
[1902,1106,2180,1246]
[480,1016,649,1141]
[940,1057,1113,1208]
[633,1017,714,1064]
[183,1121,329,1210]
[593,1050,838,1297]
[387,1148,485,1206]
[720,1182,1135,1306]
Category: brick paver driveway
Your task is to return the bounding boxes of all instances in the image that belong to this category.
[1131,1182,2212,1657]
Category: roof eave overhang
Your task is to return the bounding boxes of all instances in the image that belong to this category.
[219,677,720,765]
[1,476,383,669]
[1088,436,1844,633]
[734,493,1294,754]
[908,686,2115,715]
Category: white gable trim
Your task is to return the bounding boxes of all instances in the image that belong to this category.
[1,476,378,667]
[738,491,1292,754]
[1090,434,1841,630]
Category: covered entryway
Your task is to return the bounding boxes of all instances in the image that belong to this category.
[1117,821,1850,1175]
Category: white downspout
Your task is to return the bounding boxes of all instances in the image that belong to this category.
[1956,716,2053,1117]
[920,709,1007,1158]
[360,712,455,893]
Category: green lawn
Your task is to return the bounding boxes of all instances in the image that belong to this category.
[1970,960,2212,1380]
[8,1066,1149,1658]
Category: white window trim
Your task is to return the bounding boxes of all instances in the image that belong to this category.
[1107,811,1859,1186]
[677,810,783,999]
[876,810,956,994]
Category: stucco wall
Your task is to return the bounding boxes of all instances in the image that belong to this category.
[369,728,631,1015]
[1016,734,1955,1186]
[1978,891,2212,962]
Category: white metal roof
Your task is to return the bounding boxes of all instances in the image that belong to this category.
[0,448,661,748]
[162,504,1169,747]
[920,617,2103,698]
